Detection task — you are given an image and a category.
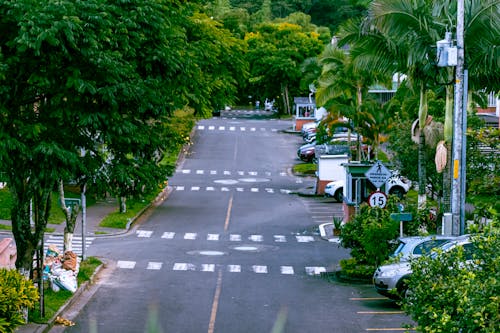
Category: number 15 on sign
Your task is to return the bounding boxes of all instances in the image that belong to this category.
[368,191,387,208]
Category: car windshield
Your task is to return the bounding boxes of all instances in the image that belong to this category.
[391,241,407,257]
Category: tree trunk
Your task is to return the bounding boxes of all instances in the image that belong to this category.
[441,80,454,213]
[59,180,80,253]
[281,83,290,115]
[119,196,127,213]
[417,84,428,210]
[10,184,52,272]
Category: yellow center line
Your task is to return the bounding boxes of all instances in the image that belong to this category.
[358,311,404,314]
[366,328,416,331]
[207,269,223,333]
[224,194,233,231]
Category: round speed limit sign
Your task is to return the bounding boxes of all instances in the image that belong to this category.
[368,191,388,208]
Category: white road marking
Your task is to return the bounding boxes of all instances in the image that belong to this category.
[201,264,215,272]
[251,188,259,192]
[237,171,244,175]
[147,262,163,270]
[210,170,217,175]
[136,230,153,238]
[229,234,241,241]
[173,263,196,271]
[218,126,225,130]
[305,267,326,275]
[265,188,274,193]
[175,186,184,191]
[296,235,315,243]
[161,232,175,239]
[221,187,230,192]
[274,235,286,242]
[206,187,215,191]
[117,261,136,269]
[224,171,231,175]
[191,186,200,191]
[196,170,204,174]
[253,265,268,274]
[208,126,215,130]
[184,233,197,240]
[228,265,241,273]
[249,235,263,242]
[281,266,294,275]
[197,125,205,130]
[207,234,219,241]
[181,169,191,174]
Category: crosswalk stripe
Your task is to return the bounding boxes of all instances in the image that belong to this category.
[117,262,327,275]
[117,261,136,269]
[305,267,326,275]
[138,231,321,243]
[147,262,163,270]
[274,235,286,242]
[172,185,297,194]
[230,234,241,241]
[296,236,315,243]
[207,234,219,241]
[161,232,175,239]
[228,265,241,273]
[44,235,95,256]
[175,169,294,177]
[281,266,294,275]
[252,265,268,274]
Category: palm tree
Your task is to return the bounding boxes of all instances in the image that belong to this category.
[316,43,391,160]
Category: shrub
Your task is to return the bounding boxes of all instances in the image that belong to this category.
[403,218,500,332]
[340,202,400,267]
[0,269,39,332]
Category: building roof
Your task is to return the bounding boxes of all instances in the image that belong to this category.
[294,97,315,105]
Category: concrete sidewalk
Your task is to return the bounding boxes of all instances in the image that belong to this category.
[0,197,122,238]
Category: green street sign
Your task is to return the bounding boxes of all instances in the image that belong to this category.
[390,213,413,222]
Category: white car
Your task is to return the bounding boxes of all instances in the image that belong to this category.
[324,173,411,202]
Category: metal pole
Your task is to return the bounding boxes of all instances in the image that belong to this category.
[460,70,468,234]
[451,0,465,236]
[81,183,87,260]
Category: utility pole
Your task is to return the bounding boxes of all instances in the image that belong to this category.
[451,0,467,236]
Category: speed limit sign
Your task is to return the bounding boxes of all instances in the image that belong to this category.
[368,191,387,208]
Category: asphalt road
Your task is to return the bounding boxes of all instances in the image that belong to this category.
[59,110,414,333]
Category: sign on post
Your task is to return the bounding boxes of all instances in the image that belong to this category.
[368,191,388,208]
[365,161,391,189]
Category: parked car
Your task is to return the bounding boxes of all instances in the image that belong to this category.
[300,121,318,136]
[390,235,456,262]
[373,235,472,299]
[324,173,411,202]
[297,143,316,162]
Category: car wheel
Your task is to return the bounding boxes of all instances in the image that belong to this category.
[397,277,411,299]
[389,186,405,199]
[334,189,343,202]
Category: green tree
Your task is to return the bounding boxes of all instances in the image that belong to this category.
[244,20,324,114]
[0,0,236,273]
[316,44,391,160]
[404,220,500,332]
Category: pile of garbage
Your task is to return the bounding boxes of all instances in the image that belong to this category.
[43,245,79,293]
